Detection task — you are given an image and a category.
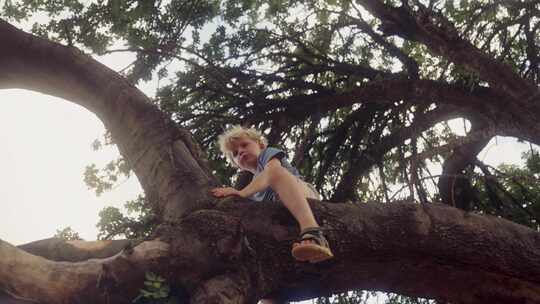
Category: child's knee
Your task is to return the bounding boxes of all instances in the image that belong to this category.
[266,164,290,185]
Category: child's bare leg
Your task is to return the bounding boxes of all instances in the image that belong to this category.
[262,164,333,262]
[265,165,319,231]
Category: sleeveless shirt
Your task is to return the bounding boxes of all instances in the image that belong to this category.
[249,147,299,202]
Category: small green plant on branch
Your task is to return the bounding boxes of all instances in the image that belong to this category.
[133,272,179,304]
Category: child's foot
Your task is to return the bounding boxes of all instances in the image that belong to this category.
[291,227,334,263]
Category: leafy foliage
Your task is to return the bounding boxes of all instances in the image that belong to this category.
[54,226,82,241]
[132,272,179,304]
[314,291,434,304]
[97,195,157,240]
[472,149,540,229]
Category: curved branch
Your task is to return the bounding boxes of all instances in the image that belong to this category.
[214,199,540,303]
[331,105,463,202]
[281,76,540,146]
[356,0,538,100]
[347,10,419,77]
[0,239,169,303]
[3,198,540,303]
[0,19,218,222]
[438,121,491,210]
[274,78,507,123]
[17,238,131,262]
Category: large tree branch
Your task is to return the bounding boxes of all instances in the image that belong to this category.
[270,78,506,123]
[346,8,419,77]
[0,19,219,222]
[0,239,169,303]
[356,0,538,101]
[2,198,540,303]
[212,199,540,303]
[283,77,540,145]
[209,65,540,146]
[17,238,131,262]
[331,105,463,202]
[183,49,540,145]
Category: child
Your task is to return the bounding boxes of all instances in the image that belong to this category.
[211,125,333,264]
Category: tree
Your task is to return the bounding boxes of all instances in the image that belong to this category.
[1,0,540,303]
[54,227,83,241]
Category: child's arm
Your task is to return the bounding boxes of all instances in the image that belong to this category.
[237,158,281,197]
[211,159,281,198]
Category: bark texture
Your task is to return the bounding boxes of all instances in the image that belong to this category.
[0,239,169,303]
[17,238,132,262]
[3,200,540,303]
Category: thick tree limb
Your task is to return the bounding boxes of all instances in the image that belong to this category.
[2,199,540,303]
[346,11,419,77]
[264,78,510,129]
[331,105,463,202]
[354,1,540,144]
[356,0,538,100]
[0,239,169,303]
[0,19,219,222]
[213,199,540,303]
[86,199,540,303]
[17,238,131,262]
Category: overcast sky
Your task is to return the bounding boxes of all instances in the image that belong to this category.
[0,28,535,246]
[0,50,151,245]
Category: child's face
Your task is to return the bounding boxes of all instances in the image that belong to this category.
[230,137,264,171]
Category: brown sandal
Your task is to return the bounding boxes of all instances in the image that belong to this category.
[291,227,334,263]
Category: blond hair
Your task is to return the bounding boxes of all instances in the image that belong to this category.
[218,125,268,165]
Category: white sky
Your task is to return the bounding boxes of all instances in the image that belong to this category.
[0,50,150,245]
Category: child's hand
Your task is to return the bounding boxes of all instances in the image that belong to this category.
[211,187,243,198]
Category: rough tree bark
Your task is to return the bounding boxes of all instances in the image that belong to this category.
[2,200,540,304]
[1,2,540,303]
